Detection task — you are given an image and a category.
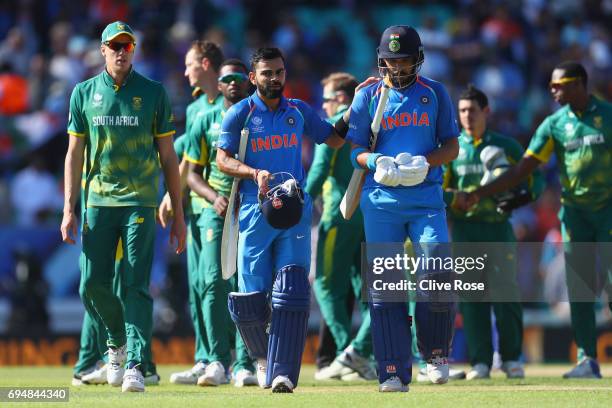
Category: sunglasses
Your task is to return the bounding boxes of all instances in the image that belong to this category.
[218,73,248,84]
[105,41,135,53]
[549,76,579,89]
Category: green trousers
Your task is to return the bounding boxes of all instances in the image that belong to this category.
[560,204,612,359]
[452,219,523,367]
[313,216,372,357]
[187,215,208,363]
[81,206,155,366]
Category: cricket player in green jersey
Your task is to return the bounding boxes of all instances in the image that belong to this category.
[61,21,186,393]
[164,40,228,385]
[445,85,543,380]
[464,61,612,378]
[305,72,375,381]
[184,58,257,387]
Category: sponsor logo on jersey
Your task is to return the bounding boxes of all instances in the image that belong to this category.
[250,133,298,152]
[594,116,602,129]
[132,96,142,110]
[252,116,263,125]
[93,93,103,108]
[420,95,429,104]
[380,111,430,130]
[287,116,295,126]
[564,133,605,151]
[564,123,575,137]
[456,163,484,176]
[92,115,140,126]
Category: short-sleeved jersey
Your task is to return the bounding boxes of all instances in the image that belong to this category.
[173,134,188,159]
[347,77,459,208]
[526,96,612,211]
[67,69,175,207]
[218,91,333,196]
[185,105,233,213]
[443,130,542,223]
[186,92,223,136]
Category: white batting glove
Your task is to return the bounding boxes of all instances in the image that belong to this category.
[395,153,429,186]
[374,156,401,186]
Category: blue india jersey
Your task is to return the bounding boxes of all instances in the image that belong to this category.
[218,91,333,195]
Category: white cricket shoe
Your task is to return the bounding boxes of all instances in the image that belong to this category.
[233,369,258,387]
[563,358,602,379]
[72,361,104,386]
[427,356,449,384]
[336,345,377,380]
[379,376,408,392]
[81,363,108,385]
[169,361,207,384]
[144,372,160,385]
[417,365,465,382]
[314,360,354,380]
[271,375,294,393]
[197,361,229,386]
[257,359,269,389]
[466,363,490,380]
[501,361,525,379]
[122,367,145,392]
[107,345,127,387]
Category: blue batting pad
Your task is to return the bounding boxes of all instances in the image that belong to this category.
[228,291,271,359]
[267,265,310,388]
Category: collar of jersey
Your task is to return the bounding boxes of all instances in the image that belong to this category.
[460,129,489,146]
[102,66,135,91]
[251,90,288,112]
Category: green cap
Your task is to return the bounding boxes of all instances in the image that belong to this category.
[101,21,136,43]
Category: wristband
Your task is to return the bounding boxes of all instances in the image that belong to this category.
[366,153,382,171]
[334,115,349,139]
[350,147,367,169]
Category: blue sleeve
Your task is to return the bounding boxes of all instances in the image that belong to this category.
[432,82,459,143]
[296,100,333,145]
[218,102,244,155]
[346,87,372,148]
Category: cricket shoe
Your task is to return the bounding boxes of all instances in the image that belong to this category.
[466,363,490,380]
[107,344,127,387]
[314,360,354,380]
[336,345,377,380]
[122,367,145,392]
[501,361,525,379]
[257,359,270,389]
[72,361,104,386]
[233,369,258,387]
[417,366,466,382]
[426,356,449,384]
[144,371,160,385]
[379,376,408,392]
[197,361,229,386]
[271,375,294,393]
[563,358,602,379]
[169,361,207,384]
[81,363,108,385]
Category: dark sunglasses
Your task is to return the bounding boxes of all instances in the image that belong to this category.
[218,73,248,84]
[105,41,135,53]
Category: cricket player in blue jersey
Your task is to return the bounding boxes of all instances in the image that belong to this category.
[347,25,460,392]
[216,47,352,393]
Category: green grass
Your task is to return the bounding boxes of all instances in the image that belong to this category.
[1,365,611,407]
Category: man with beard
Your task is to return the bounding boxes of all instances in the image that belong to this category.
[463,61,612,379]
[216,47,351,393]
[184,59,257,387]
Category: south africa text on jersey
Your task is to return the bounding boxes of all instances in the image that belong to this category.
[92,115,140,126]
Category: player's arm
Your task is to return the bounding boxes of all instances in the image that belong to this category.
[425,137,459,167]
[157,135,186,253]
[61,134,85,244]
[472,155,541,201]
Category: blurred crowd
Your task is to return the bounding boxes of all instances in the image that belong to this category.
[0,0,610,318]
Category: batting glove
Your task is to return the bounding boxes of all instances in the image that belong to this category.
[374,155,401,187]
[395,153,429,186]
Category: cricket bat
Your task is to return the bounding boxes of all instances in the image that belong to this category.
[221,128,249,280]
[340,84,390,220]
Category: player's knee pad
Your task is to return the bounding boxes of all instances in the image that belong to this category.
[228,291,270,360]
[267,264,310,387]
[415,295,456,360]
[369,298,412,385]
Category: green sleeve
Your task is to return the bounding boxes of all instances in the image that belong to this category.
[305,143,335,198]
[184,118,208,166]
[67,85,86,137]
[526,117,554,163]
[154,86,176,138]
[173,134,187,159]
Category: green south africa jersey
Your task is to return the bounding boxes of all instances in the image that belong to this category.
[67,69,175,207]
[444,130,542,223]
[184,105,233,213]
[526,96,612,211]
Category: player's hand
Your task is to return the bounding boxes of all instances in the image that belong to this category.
[157,193,173,228]
[256,169,272,194]
[459,192,480,211]
[169,215,187,254]
[213,195,229,217]
[60,210,78,244]
[373,156,401,186]
[395,153,429,186]
[356,76,380,93]
[452,191,468,211]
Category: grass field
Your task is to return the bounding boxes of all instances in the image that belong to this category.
[1,364,611,407]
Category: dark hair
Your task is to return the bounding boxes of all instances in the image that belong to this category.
[220,58,248,74]
[458,84,489,109]
[554,61,588,87]
[250,47,285,70]
[190,40,224,72]
[321,72,359,100]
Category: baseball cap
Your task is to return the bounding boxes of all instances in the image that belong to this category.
[101,21,136,43]
[377,25,423,60]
